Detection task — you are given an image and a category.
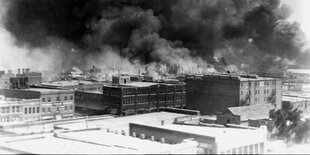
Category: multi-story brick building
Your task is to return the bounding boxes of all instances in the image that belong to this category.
[0,68,42,89]
[74,90,104,116]
[102,76,186,116]
[186,74,282,115]
[16,68,42,86]
[0,88,75,120]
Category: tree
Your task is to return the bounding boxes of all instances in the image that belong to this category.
[270,108,310,144]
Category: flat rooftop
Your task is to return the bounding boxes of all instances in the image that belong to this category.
[283,92,310,99]
[187,74,277,82]
[54,112,190,133]
[25,88,73,93]
[132,123,266,150]
[42,80,101,87]
[0,130,196,154]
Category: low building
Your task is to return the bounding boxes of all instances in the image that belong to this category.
[0,88,75,120]
[129,122,268,154]
[0,129,199,154]
[102,79,186,116]
[186,74,282,115]
[216,104,274,126]
[282,93,310,115]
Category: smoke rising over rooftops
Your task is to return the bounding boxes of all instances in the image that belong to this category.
[0,0,309,75]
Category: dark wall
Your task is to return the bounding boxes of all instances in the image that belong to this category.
[0,89,40,99]
[186,77,240,115]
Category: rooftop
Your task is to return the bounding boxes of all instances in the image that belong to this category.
[24,88,74,93]
[54,111,190,133]
[283,92,310,99]
[0,130,197,154]
[42,80,98,87]
[227,104,274,121]
[287,69,310,74]
[187,74,277,82]
[131,123,266,150]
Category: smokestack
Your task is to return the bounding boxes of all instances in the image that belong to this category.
[25,68,30,74]
[22,68,25,74]
[17,68,20,75]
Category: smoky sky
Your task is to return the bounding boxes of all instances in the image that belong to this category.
[3,0,308,73]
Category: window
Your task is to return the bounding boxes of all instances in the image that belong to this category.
[33,107,35,114]
[48,107,51,113]
[24,108,27,114]
[241,91,243,95]
[241,83,243,87]
[70,106,73,111]
[12,106,15,113]
[16,106,20,112]
[48,97,51,102]
[56,107,60,112]
[64,96,68,100]
[65,106,68,111]
[57,96,60,101]
[42,98,45,102]
[42,108,45,113]
[29,107,32,114]
[37,107,40,113]
[1,107,5,113]
[6,107,9,113]
[70,96,73,100]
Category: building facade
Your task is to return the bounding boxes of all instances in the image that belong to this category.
[129,123,267,154]
[74,91,104,115]
[0,95,41,123]
[186,74,282,114]
[102,81,186,116]
[0,88,75,120]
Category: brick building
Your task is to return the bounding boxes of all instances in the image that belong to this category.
[16,68,42,86]
[0,88,75,120]
[74,90,105,116]
[102,77,186,116]
[186,74,282,115]
[0,68,42,89]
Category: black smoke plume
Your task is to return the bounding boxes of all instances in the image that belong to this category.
[2,0,309,74]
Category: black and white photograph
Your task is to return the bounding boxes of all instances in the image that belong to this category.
[0,0,309,154]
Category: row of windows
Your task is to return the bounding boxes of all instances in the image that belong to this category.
[221,142,264,154]
[122,96,184,105]
[241,81,277,87]
[241,89,275,95]
[42,95,73,102]
[24,107,40,115]
[1,106,21,114]
[41,106,73,113]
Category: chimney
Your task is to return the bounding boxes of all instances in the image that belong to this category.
[26,68,30,74]
[18,68,21,75]
[22,68,25,74]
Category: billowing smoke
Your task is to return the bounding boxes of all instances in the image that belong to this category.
[1,0,309,77]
